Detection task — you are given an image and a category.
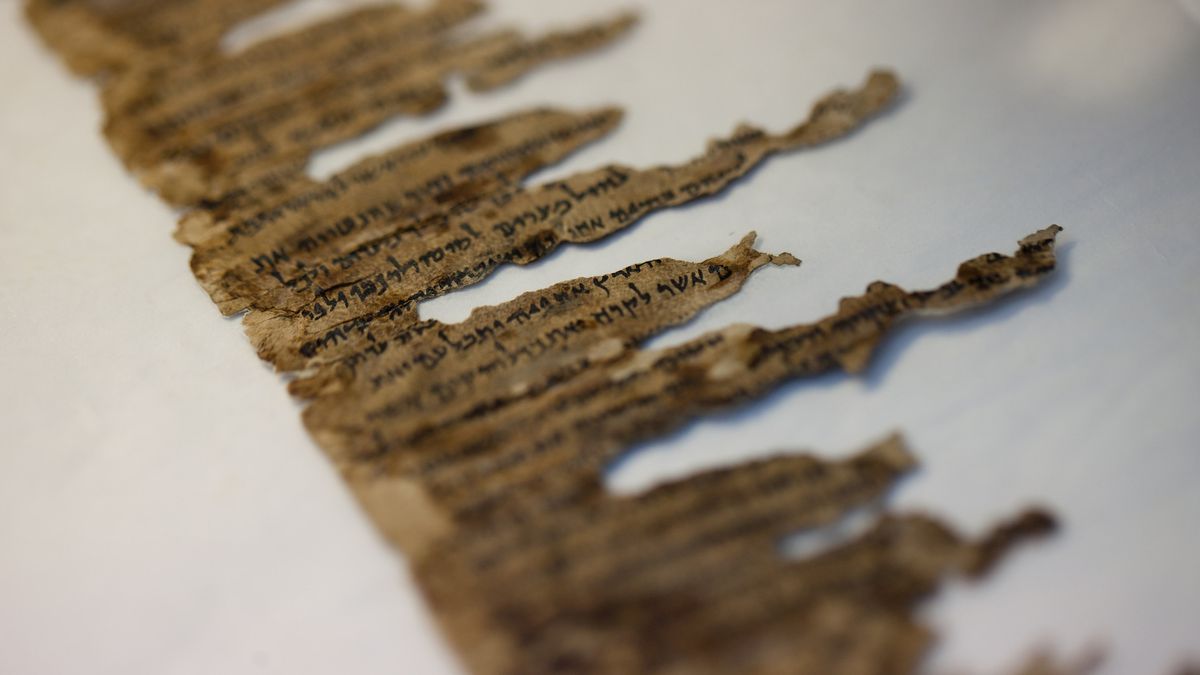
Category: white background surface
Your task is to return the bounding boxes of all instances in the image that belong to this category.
[2,0,1198,673]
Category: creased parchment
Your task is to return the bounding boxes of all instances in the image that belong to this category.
[26,1,1079,673]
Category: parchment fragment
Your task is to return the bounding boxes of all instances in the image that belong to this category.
[462,11,639,92]
[322,227,1063,674]
[205,70,899,370]
[414,434,1057,675]
[185,106,625,310]
[247,142,1055,670]
[296,233,799,463]
[27,0,637,207]
[27,3,1088,673]
[25,0,290,75]
[332,226,1062,528]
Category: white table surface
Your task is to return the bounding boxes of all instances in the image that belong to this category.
[2,1,1198,673]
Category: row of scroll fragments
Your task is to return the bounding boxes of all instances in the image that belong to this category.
[23,0,1195,673]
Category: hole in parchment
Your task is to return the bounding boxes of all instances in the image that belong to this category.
[220,0,402,54]
[778,505,883,561]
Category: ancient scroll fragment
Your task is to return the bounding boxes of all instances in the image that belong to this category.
[188,71,901,371]
[25,1,1076,673]
[28,0,638,206]
[327,226,1063,527]
[419,436,1057,675]
[323,227,1063,674]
